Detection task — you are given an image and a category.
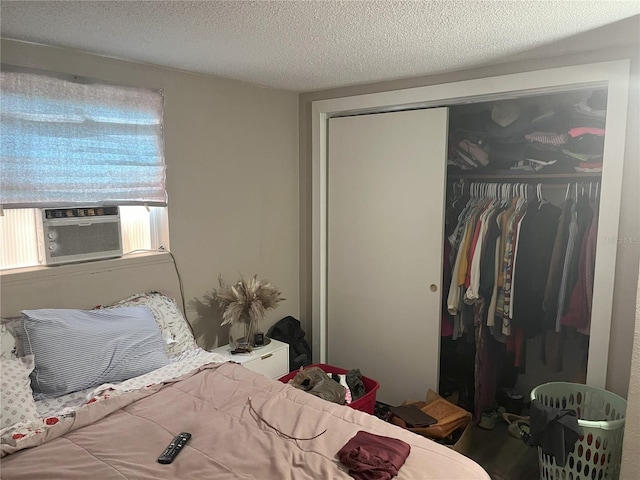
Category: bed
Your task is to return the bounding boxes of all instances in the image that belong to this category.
[0,291,489,479]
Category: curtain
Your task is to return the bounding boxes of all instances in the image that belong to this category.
[0,69,166,208]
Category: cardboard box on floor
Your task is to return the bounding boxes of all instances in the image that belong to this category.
[391,389,473,455]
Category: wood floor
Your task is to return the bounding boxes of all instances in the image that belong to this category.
[464,421,540,480]
[374,401,540,479]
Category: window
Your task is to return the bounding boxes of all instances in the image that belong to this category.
[0,66,168,270]
[0,206,168,270]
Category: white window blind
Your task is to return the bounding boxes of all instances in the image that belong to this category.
[0,68,166,208]
[0,208,38,269]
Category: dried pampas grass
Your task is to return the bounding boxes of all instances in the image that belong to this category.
[214,275,285,331]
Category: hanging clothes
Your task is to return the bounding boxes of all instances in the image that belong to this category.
[582,210,599,328]
[562,208,598,332]
[441,239,454,337]
[442,179,599,420]
[542,197,574,328]
[511,201,561,338]
[540,196,574,373]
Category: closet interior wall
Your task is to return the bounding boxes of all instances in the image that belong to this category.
[441,88,606,419]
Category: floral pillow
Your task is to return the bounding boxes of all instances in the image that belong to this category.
[99,292,196,357]
[0,355,40,429]
[0,321,21,361]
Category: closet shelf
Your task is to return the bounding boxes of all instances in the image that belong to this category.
[447,172,602,183]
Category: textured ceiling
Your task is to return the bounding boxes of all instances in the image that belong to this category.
[1,1,639,92]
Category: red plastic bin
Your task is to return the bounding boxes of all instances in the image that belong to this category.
[278,363,380,415]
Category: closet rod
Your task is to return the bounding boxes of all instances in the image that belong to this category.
[525,182,597,190]
[452,179,601,193]
[447,172,601,182]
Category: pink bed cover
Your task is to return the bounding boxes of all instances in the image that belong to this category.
[1,353,490,479]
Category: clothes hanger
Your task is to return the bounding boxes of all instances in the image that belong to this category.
[450,181,460,207]
[537,183,549,209]
[502,183,511,205]
[588,182,597,208]
[515,183,526,209]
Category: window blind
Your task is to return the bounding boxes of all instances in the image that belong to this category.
[0,69,166,208]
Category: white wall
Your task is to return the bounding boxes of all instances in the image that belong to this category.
[0,39,300,349]
[620,268,640,479]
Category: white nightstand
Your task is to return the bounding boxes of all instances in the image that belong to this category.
[210,338,290,379]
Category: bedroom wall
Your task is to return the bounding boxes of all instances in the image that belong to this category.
[620,267,640,480]
[298,20,639,399]
[0,39,300,350]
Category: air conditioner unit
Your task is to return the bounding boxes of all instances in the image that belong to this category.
[37,207,123,266]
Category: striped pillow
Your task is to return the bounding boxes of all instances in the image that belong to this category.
[17,306,170,398]
[101,292,196,357]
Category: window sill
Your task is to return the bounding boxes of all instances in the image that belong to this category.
[0,251,172,286]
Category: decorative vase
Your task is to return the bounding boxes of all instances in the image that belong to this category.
[229,317,260,348]
[228,322,245,348]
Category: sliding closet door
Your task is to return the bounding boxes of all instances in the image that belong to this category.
[327,108,448,405]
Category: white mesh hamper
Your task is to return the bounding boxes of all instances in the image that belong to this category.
[530,382,627,480]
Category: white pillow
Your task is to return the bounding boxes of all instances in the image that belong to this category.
[0,355,40,429]
[101,292,196,357]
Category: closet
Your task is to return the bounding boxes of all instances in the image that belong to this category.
[441,91,606,419]
[311,61,630,409]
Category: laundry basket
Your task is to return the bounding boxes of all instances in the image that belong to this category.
[530,382,627,480]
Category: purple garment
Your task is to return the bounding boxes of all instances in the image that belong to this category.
[474,319,501,422]
[338,431,411,480]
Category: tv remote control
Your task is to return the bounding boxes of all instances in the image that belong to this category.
[157,432,191,464]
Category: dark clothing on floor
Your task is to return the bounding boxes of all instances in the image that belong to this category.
[526,399,580,467]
